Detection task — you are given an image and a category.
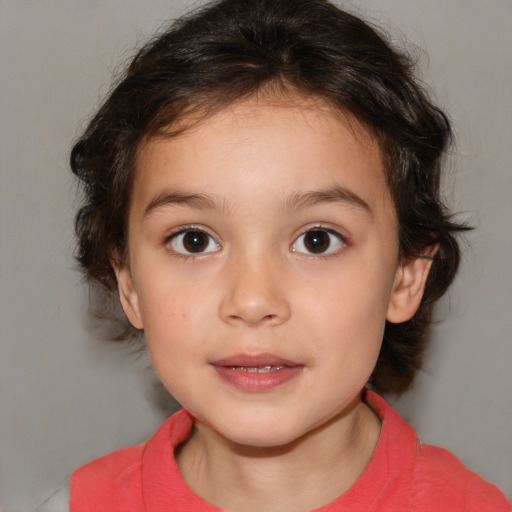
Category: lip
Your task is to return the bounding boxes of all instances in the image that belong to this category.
[211,353,304,392]
[211,353,301,368]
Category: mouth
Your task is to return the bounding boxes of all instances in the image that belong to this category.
[229,365,288,373]
[210,354,304,392]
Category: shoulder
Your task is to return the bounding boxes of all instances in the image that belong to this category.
[69,409,192,512]
[70,443,146,512]
[35,443,149,512]
[413,443,511,511]
[364,391,510,511]
[72,442,146,484]
[413,440,511,511]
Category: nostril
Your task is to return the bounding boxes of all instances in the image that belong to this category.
[218,272,291,326]
[224,312,282,327]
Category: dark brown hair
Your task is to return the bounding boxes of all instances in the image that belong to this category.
[71,0,469,395]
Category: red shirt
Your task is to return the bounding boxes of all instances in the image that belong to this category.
[70,391,510,511]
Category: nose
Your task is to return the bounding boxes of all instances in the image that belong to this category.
[218,251,291,327]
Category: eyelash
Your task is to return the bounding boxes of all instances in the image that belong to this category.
[291,226,347,257]
[164,225,347,258]
[165,225,220,258]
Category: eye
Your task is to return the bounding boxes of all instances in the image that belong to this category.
[169,229,220,255]
[291,228,346,255]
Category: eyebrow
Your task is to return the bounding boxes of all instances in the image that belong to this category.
[144,191,230,217]
[143,186,372,218]
[281,187,372,215]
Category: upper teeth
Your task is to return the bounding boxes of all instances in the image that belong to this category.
[232,366,285,373]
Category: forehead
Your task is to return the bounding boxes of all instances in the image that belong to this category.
[132,95,393,219]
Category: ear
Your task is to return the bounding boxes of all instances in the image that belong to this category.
[110,255,144,330]
[386,245,438,324]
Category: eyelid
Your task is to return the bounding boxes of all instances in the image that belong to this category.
[165,224,221,256]
[291,225,347,256]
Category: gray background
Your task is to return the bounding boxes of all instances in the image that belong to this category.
[1,1,511,510]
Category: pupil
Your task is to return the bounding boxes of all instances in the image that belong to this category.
[183,231,208,252]
[304,230,330,253]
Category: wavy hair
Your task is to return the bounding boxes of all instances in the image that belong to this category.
[71,0,469,394]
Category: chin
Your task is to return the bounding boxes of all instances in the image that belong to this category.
[224,428,303,450]
[208,413,314,450]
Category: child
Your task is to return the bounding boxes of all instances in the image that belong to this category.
[65,0,510,510]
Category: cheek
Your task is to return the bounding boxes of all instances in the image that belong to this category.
[136,279,207,358]
[135,257,217,327]
[299,261,393,359]
[304,262,393,323]
[140,290,205,397]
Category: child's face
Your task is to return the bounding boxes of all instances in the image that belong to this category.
[115,96,429,448]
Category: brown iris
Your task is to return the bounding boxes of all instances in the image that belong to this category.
[303,230,331,254]
[183,231,209,253]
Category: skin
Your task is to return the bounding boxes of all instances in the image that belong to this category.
[114,95,434,512]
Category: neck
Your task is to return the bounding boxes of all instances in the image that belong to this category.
[176,394,381,512]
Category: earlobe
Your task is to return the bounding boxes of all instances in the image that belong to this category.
[111,257,144,330]
[386,245,438,324]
